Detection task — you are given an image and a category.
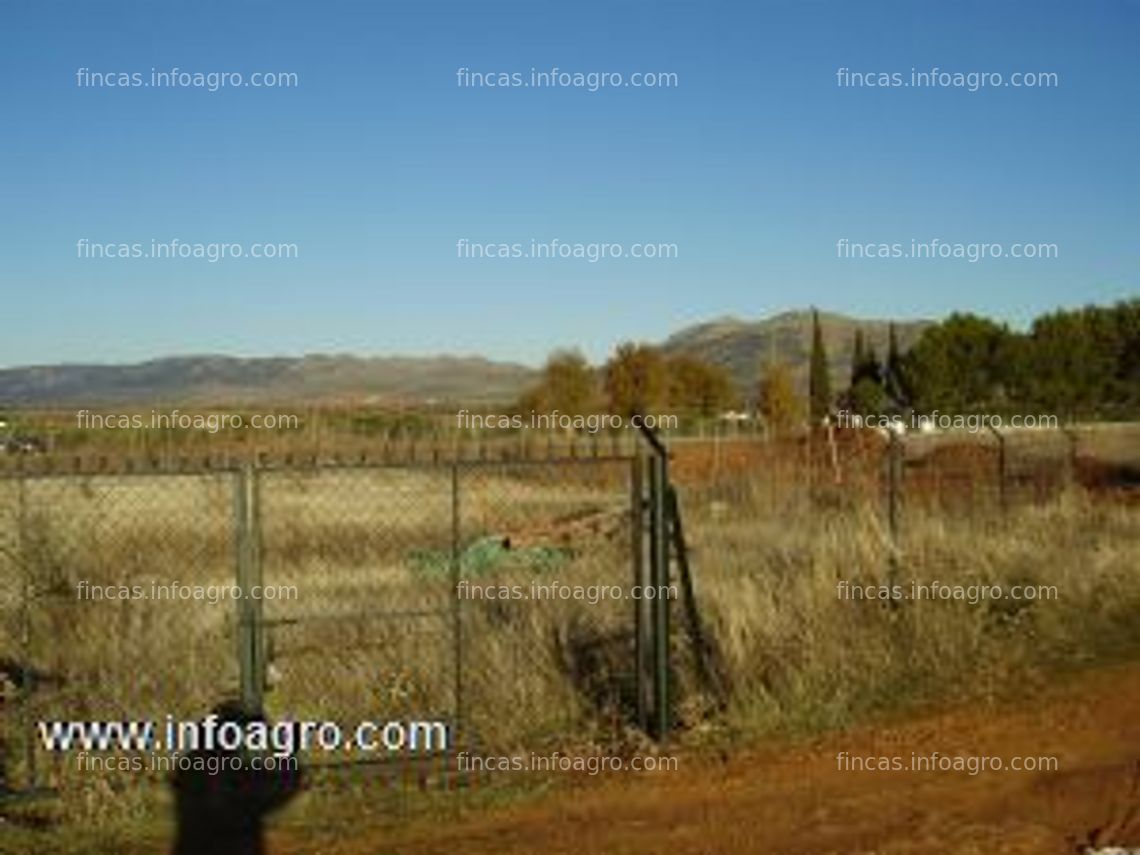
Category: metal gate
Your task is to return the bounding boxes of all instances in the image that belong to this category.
[0,441,677,803]
[248,449,676,769]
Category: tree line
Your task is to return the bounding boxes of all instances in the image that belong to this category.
[517,345,739,426]
[805,299,1140,428]
[513,298,1139,433]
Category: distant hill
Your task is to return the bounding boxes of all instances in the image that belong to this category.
[0,354,537,407]
[663,310,932,398]
[0,311,934,407]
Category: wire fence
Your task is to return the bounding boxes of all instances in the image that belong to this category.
[0,424,1134,815]
[667,422,1139,514]
[666,424,1139,644]
[0,445,673,815]
[0,469,236,811]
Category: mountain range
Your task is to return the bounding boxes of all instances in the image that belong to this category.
[0,311,932,407]
[662,310,931,395]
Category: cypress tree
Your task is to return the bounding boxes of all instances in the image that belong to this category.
[885,322,906,405]
[851,329,866,387]
[809,308,831,422]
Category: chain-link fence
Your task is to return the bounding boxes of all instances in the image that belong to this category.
[670,423,1139,521]
[10,426,1126,816]
[0,444,678,816]
[661,424,1140,741]
[0,468,236,814]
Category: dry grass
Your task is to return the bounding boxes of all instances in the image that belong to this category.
[0,448,1137,834]
[679,468,1140,738]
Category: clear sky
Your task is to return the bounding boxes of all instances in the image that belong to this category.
[1,0,1137,368]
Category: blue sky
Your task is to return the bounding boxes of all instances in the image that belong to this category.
[1,0,1137,368]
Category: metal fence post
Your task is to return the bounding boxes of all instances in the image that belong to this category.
[234,464,265,714]
[634,423,673,742]
[16,475,37,791]
[991,426,1007,513]
[887,432,902,601]
[631,453,650,734]
[450,463,463,744]
[648,453,670,741]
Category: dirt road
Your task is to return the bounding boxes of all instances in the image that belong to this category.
[276,662,1140,855]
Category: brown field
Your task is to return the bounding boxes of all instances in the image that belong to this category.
[0,424,1137,852]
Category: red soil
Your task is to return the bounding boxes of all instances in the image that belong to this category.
[268,662,1140,855]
